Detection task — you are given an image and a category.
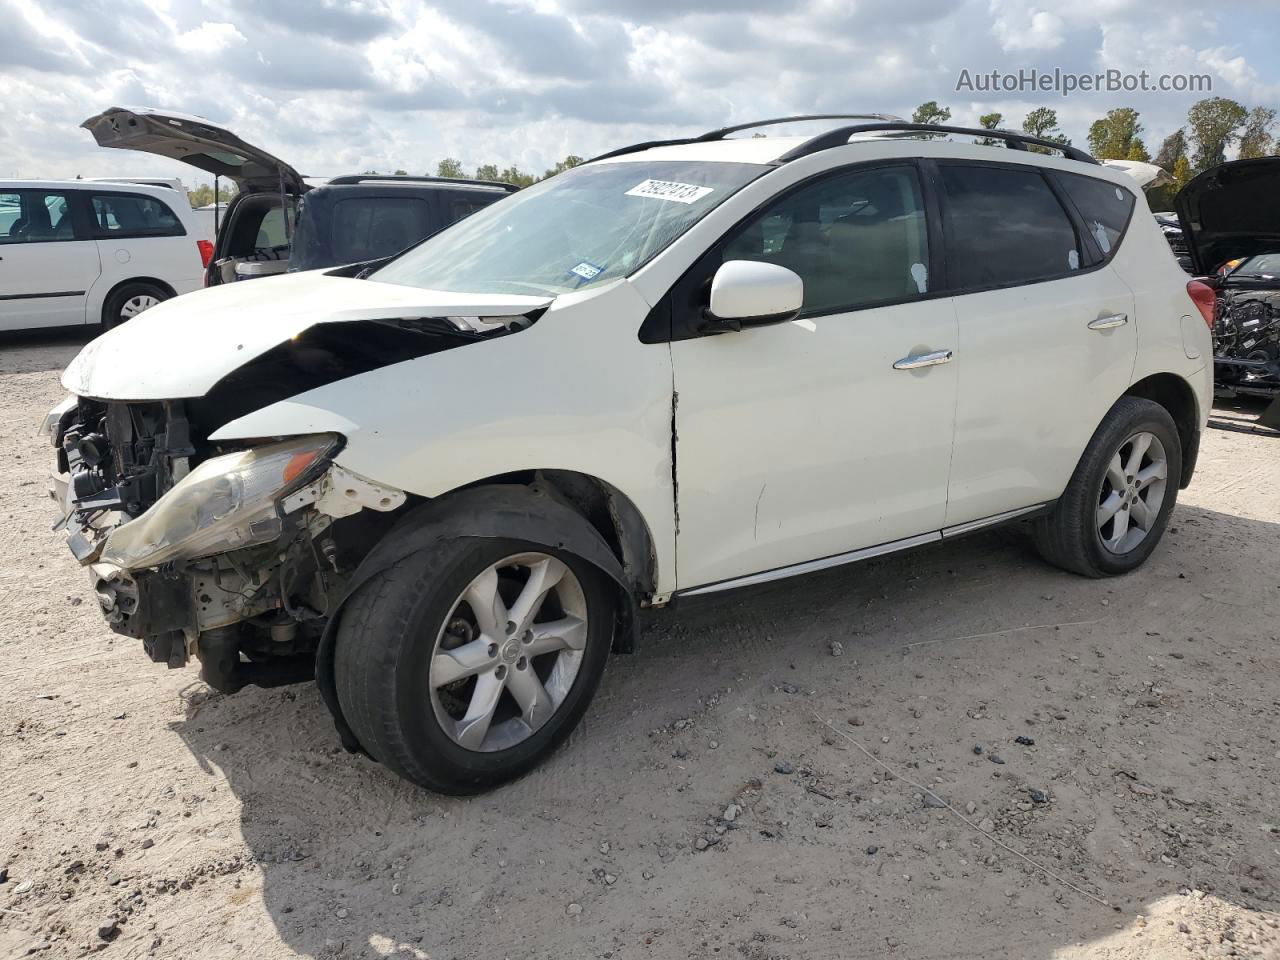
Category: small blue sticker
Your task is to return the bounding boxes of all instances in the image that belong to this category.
[569,260,604,282]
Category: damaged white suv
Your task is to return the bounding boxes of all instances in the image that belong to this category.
[47,116,1212,794]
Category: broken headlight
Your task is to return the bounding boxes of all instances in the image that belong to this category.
[99,435,338,570]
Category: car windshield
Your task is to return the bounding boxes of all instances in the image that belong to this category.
[1229,252,1280,279]
[370,160,767,296]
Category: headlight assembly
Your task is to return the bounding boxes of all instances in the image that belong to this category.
[100,435,338,570]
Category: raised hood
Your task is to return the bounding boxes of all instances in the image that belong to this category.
[62,273,552,401]
[81,107,305,194]
[1175,157,1280,275]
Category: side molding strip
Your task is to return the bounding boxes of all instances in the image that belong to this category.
[676,502,1051,598]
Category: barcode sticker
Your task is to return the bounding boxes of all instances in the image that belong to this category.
[625,179,714,204]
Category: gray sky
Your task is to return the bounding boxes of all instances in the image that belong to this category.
[2,0,1276,185]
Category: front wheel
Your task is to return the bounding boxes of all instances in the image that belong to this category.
[334,537,615,794]
[1033,396,1182,578]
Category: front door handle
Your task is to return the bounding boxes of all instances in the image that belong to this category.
[893,349,953,370]
[1088,312,1128,330]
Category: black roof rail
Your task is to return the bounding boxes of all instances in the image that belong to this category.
[587,113,904,163]
[775,122,1098,164]
[324,174,519,192]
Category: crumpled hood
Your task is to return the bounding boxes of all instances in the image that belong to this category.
[62,272,552,400]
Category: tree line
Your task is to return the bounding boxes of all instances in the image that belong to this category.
[910,97,1277,209]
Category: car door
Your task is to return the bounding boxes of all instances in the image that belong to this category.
[669,163,959,591]
[936,161,1138,528]
[0,188,100,330]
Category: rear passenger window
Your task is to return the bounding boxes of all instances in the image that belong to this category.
[940,165,1080,289]
[448,198,491,225]
[90,193,184,238]
[0,191,75,243]
[1057,173,1136,257]
[331,197,432,263]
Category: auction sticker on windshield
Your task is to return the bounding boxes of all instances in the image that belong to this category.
[625,179,715,204]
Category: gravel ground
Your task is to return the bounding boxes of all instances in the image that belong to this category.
[1,332,1278,960]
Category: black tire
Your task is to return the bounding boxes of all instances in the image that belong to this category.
[102,282,168,329]
[1033,396,1182,578]
[334,537,615,794]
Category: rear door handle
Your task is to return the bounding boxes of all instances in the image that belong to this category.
[893,349,953,370]
[1088,312,1128,330]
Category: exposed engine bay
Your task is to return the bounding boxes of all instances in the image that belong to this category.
[47,303,542,695]
[1212,280,1280,398]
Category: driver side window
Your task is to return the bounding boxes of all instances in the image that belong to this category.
[723,165,930,314]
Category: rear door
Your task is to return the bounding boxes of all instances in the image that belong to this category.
[85,189,202,306]
[938,161,1137,526]
[0,189,100,330]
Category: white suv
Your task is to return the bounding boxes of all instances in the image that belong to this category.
[0,179,206,332]
[46,117,1212,794]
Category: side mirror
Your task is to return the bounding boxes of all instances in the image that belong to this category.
[702,260,804,333]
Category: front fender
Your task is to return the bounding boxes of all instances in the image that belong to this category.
[316,483,639,753]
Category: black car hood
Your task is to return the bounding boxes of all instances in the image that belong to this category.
[1175,157,1280,275]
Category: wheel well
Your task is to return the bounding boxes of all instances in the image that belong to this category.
[451,469,659,599]
[1122,373,1199,488]
[99,277,178,324]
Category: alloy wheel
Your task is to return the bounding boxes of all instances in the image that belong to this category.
[428,553,588,753]
[1096,431,1168,555]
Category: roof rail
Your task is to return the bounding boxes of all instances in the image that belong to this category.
[325,174,519,192]
[775,122,1098,164]
[587,113,904,163]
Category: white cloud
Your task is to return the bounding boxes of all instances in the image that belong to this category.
[0,0,1276,185]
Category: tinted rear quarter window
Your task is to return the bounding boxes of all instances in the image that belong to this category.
[940,165,1080,289]
[90,193,184,238]
[331,197,432,263]
[1057,173,1135,257]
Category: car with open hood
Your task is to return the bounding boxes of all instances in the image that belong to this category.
[1174,157,1280,401]
[46,116,1212,794]
[81,107,514,285]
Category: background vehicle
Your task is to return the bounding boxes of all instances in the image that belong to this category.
[49,117,1211,794]
[81,108,514,284]
[1174,157,1280,407]
[288,175,516,275]
[0,178,206,331]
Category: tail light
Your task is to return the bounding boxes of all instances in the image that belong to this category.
[1186,280,1216,330]
[196,239,214,269]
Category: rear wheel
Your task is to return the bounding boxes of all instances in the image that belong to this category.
[1033,397,1181,577]
[102,282,168,329]
[334,537,615,794]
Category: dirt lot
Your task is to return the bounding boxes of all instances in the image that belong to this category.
[1,333,1278,960]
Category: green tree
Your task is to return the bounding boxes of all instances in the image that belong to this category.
[1125,140,1151,162]
[499,165,536,188]
[1187,96,1247,173]
[436,157,464,178]
[1022,107,1070,153]
[1238,106,1277,159]
[976,111,1003,146]
[1153,129,1188,171]
[1172,155,1192,187]
[392,168,408,176]
[542,155,584,179]
[1086,107,1146,160]
[187,182,237,208]
[474,163,500,181]
[912,100,951,139]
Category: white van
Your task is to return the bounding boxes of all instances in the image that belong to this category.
[0,179,207,331]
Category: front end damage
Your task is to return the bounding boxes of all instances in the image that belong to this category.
[46,395,405,692]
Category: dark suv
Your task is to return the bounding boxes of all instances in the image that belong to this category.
[81,107,515,284]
